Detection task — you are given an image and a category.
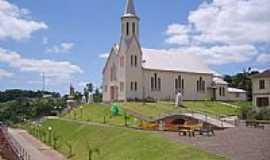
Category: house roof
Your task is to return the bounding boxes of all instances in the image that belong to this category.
[228,87,247,93]
[213,77,228,85]
[142,49,217,74]
[250,69,270,78]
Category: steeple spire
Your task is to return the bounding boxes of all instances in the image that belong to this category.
[124,0,136,16]
[121,0,140,39]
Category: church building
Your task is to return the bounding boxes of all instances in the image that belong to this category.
[102,0,247,102]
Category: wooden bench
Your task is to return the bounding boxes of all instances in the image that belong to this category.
[178,129,195,137]
[177,126,195,137]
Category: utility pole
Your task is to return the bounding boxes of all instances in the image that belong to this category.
[42,72,46,91]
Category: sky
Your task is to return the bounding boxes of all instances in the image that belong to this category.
[0,0,269,95]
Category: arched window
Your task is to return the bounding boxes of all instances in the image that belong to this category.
[158,78,161,91]
[151,77,154,90]
[134,55,137,67]
[130,81,133,91]
[126,22,129,36]
[175,79,178,90]
[175,75,184,92]
[151,73,161,91]
[134,82,137,91]
[132,22,136,35]
[182,79,184,90]
[154,73,157,89]
[130,55,133,66]
[197,77,205,92]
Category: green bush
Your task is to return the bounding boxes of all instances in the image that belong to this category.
[240,106,270,120]
[256,108,270,120]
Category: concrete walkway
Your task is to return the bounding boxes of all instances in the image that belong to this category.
[8,128,65,160]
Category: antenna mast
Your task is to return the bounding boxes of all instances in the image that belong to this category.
[42,72,46,91]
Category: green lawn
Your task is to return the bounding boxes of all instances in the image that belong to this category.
[36,119,225,160]
[182,101,240,116]
[227,101,253,108]
[63,101,241,127]
[63,103,137,127]
[121,101,240,118]
[121,102,184,118]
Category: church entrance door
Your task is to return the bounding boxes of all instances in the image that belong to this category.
[110,86,119,101]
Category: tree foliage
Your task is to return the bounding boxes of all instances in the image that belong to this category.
[0,89,65,124]
[223,68,259,100]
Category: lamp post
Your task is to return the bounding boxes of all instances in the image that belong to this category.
[48,126,53,145]
[37,124,42,138]
[124,112,128,127]
[80,106,84,119]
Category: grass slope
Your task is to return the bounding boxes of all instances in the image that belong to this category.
[42,119,225,160]
[63,104,137,126]
[122,101,240,118]
[227,101,253,108]
[182,101,240,116]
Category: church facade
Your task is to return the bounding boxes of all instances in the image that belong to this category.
[102,0,247,102]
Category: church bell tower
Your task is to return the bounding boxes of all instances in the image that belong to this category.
[121,0,140,40]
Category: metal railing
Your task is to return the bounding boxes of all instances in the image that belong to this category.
[0,125,30,160]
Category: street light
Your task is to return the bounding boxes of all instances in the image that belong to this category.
[37,124,42,138]
[48,126,53,145]
[80,106,84,119]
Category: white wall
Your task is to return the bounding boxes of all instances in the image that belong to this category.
[215,84,228,101]
[125,38,144,100]
[227,92,247,101]
[252,77,270,94]
[143,70,213,101]
[252,77,270,107]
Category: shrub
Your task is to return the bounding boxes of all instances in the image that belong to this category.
[240,106,270,120]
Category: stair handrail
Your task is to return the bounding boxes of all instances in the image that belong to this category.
[0,124,30,160]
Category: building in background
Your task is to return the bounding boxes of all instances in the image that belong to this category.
[251,69,270,107]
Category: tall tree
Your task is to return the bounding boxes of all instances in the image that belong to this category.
[86,83,93,93]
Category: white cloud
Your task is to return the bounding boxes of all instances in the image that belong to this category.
[0,68,13,78]
[99,53,109,59]
[165,24,191,46]
[166,24,190,35]
[0,48,83,83]
[169,45,258,65]
[250,67,267,73]
[164,0,270,65]
[0,0,48,41]
[256,53,270,64]
[78,81,87,87]
[188,0,270,45]
[47,42,75,53]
